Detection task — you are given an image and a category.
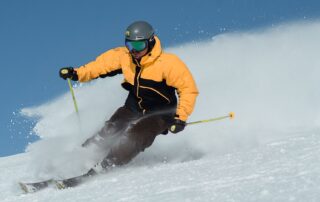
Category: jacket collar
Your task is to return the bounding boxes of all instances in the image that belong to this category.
[139,36,162,67]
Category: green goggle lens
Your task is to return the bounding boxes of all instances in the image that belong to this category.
[125,40,147,52]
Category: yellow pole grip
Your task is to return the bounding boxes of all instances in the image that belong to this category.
[61,69,69,74]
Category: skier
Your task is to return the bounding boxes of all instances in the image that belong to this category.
[59,21,199,170]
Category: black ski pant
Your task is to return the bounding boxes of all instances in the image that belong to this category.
[82,106,174,168]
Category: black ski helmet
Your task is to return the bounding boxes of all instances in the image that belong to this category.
[125,21,154,41]
[125,21,156,52]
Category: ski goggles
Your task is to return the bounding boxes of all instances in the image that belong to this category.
[125,40,148,52]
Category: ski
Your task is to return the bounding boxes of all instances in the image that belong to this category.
[19,168,97,193]
[55,168,97,189]
[19,179,53,193]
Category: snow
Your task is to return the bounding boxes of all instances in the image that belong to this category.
[1,20,320,201]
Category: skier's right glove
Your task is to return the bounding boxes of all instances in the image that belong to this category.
[169,119,186,134]
[59,67,78,81]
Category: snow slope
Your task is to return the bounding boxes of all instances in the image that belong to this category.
[1,132,320,201]
[1,20,320,201]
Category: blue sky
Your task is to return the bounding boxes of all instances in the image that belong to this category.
[0,0,319,157]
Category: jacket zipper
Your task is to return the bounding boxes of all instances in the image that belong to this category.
[134,65,145,114]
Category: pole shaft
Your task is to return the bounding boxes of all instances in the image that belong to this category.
[187,115,230,125]
[67,78,79,113]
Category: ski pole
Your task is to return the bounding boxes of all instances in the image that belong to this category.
[66,78,79,114]
[187,112,235,125]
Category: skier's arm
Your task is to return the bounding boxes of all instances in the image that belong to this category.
[165,55,199,122]
[75,48,125,82]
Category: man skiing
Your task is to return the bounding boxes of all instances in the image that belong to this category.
[59,21,198,170]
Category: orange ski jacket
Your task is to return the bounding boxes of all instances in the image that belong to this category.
[75,36,198,121]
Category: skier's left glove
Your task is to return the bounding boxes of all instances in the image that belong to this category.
[59,67,78,81]
[169,119,186,134]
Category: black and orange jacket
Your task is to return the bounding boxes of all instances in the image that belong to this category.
[75,36,198,121]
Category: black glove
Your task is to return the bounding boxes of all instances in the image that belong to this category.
[59,67,78,81]
[169,119,186,134]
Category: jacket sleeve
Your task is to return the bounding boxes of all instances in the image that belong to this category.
[164,55,199,121]
[75,48,124,82]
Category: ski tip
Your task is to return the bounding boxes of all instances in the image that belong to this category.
[19,182,30,194]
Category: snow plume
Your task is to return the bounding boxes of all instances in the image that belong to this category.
[22,20,320,179]
[21,78,127,179]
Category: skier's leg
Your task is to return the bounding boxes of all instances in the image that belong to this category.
[82,106,138,148]
[100,113,172,168]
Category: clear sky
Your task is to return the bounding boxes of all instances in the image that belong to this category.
[1,0,319,157]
